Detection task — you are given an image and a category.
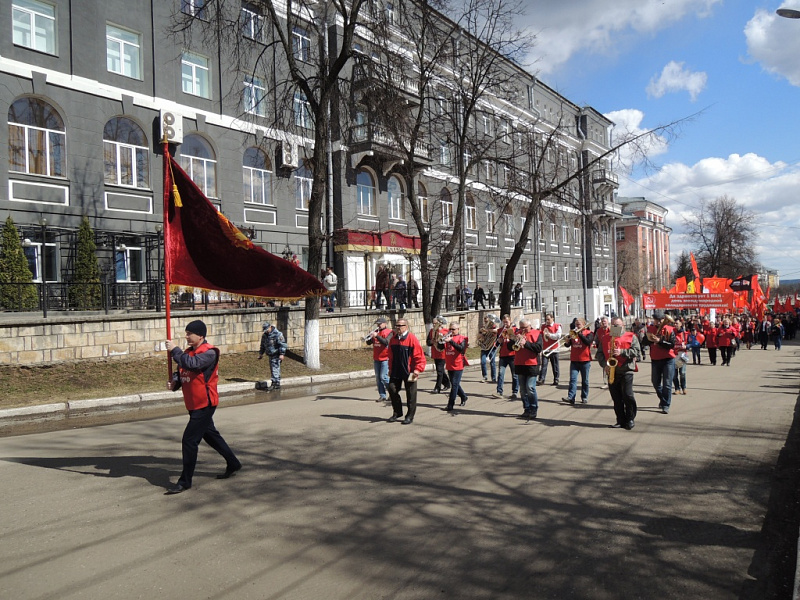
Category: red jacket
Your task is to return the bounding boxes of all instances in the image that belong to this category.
[428,326,449,360]
[647,323,676,360]
[513,329,542,367]
[498,326,517,358]
[541,322,562,352]
[567,328,594,362]
[388,332,426,379]
[175,342,220,411]
[716,326,736,347]
[368,327,392,361]
[599,331,636,368]
[704,325,718,348]
[444,334,468,370]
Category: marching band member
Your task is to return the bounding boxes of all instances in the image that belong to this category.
[595,317,642,430]
[511,319,543,419]
[386,319,426,425]
[479,315,499,383]
[562,318,594,405]
[493,314,519,399]
[366,317,392,402]
[645,311,677,414]
[426,316,451,394]
[443,322,469,411]
[594,316,611,389]
[538,313,562,386]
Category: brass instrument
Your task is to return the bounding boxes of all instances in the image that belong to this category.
[607,334,618,384]
[646,315,675,342]
[435,329,448,351]
[364,327,379,342]
[512,333,526,352]
[477,321,499,351]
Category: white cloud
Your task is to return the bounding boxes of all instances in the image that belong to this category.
[522,0,722,75]
[745,8,800,87]
[604,109,669,172]
[646,61,707,101]
[620,154,800,274]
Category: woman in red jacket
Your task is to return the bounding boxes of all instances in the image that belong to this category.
[704,319,718,366]
[716,318,737,366]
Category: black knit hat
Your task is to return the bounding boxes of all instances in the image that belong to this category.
[185,320,207,338]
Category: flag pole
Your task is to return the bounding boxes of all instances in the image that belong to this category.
[162,138,173,382]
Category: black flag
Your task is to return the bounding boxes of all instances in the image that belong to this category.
[729,275,754,291]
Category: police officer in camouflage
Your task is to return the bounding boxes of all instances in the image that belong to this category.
[259,322,287,390]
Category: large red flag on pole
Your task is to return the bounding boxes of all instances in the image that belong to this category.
[164,148,326,300]
[619,285,634,315]
[690,252,701,293]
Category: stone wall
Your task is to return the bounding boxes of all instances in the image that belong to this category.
[0,307,513,366]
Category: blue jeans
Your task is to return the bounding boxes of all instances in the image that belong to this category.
[324,292,337,311]
[651,358,675,408]
[516,369,539,413]
[374,360,389,399]
[496,356,518,394]
[691,347,701,364]
[446,369,467,408]
[481,347,497,380]
[567,360,591,402]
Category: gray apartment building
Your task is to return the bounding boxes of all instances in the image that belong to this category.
[1,0,621,322]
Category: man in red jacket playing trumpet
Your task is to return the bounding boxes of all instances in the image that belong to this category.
[386,319,427,425]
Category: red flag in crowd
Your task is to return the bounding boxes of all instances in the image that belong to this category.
[163,151,326,300]
[690,253,701,292]
[674,276,687,293]
[702,276,732,294]
[619,285,634,315]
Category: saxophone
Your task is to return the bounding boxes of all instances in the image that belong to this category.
[607,333,618,384]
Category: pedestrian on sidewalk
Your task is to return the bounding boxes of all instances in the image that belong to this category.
[165,319,241,495]
[259,322,287,390]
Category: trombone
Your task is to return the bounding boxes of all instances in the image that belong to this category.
[541,327,581,357]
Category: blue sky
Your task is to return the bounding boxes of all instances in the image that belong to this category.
[519,0,800,281]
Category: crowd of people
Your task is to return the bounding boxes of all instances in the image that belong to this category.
[363,308,795,429]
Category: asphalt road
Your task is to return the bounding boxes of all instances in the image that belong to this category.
[1,343,798,600]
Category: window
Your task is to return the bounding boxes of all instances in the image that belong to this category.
[385,2,395,25]
[562,225,568,243]
[292,26,310,61]
[418,182,428,223]
[522,259,529,283]
[566,298,571,314]
[482,115,491,135]
[604,266,609,281]
[549,222,556,242]
[574,227,580,243]
[181,52,210,98]
[243,75,267,116]
[551,266,556,282]
[115,246,143,282]
[575,267,580,281]
[465,194,476,230]
[487,262,495,282]
[23,242,57,282]
[178,134,216,197]
[106,25,141,79]
[563,266,569,281]
[440,188,453,227]
[466,260,475,283]
[602,226,609,246]
[616,229,625,241]
[596,266,601,281]
[181,0,206,18]
[243,147,272,205]
[294,91,312,129]
[8,97,65,177]
[388,175,405,220]
[527,84,534,110]
[503,206,513,236]
[12,0,56,54]
[439,142,450,166]
[295,163,312,210]
[486,209,495,234]
[241,4,264,41]
[357,169,376,216]
[103,117,149,188]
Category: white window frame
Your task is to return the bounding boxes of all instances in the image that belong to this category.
[9,122,66,177]
[23,242,58,283]
[574,227,580,243]
[181,52,210,98]
[244,75,267,116]
[563,266,569,281]
[418,194,429,223]
[181,0,206,18]
[296,167,312,211]
[466,261,476,283]
[522,260,529,283]
[243,157,272,206]
[106,24,141,79]
[441,196,453,227]
[439,143,450,166]
[604,266,609,281]
[504,211,513,236]
[549,222,556,242]
[179,150,217,198]
[487,262,495,283]
[385,2,395,25]
[241,5,264,42]
[575,267,581,281]
[551,266,556,282]
[486,210,495,234]
[115,246,144,283]
[357,171,376,216]
[562,225,568,243]
[596,266,601,281]
[12,0,56,55]
[104,139,149,189]
[387,177,405,220]
[293,92,312,129]
[465,201,476,230]
[292,25,311,62]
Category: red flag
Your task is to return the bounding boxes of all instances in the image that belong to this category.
[690,253,700,279]
[703,276,732,294]
[619,285,634,314]
[165,153,326,300]
[675,276,687,293]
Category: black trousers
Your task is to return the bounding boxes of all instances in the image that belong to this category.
[179,403,240,488]
[719,346,732,365]
[538,352,560,383]
[434,358,450,391]
[708,347,718,365]
[388,376,418,421]
[608,370,637,425]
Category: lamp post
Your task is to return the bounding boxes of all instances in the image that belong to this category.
[39,217,48,318]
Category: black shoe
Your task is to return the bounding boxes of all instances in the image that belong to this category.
[553,380,559,386]
[442,385,451,391]
[536,379,545,385]
[217,464,242,479]
[518,411,530,419]
[562,397,575,405]
[444,406,454,412]
[626,420,635,430]
[460,396,468,407]
[165,484,190,495]
[529,411,537,420]
[402,417,413,425]
[432,388,441,394]
[388,414,402,422]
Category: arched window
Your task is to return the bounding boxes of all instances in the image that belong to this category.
[178,134,217,198]
[8,97,65,177]
[439,188,453,227]
[357,169,376,216]
[243,147,272,205]
[387,175,405,220]
[418,181,428,223]
[295,163,312,210]
[103,117,149,188]
[465,192,476,230]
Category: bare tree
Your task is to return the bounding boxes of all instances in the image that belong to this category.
[171,0,368,368]
[683,195,759,279]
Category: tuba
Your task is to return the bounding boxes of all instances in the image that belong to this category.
[477,314,499,351]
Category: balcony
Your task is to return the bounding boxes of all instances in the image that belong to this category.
[349,124,432,165]
[592,169,619,190]
[592,199,623,218]
[352,60,420,105]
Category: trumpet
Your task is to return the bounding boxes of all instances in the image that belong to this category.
[512,333,526,352]
[436,330,449,351]
[646,315,675,342]
[364,327,380,342]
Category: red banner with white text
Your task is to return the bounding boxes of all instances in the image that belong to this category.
[642,293,735,311]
